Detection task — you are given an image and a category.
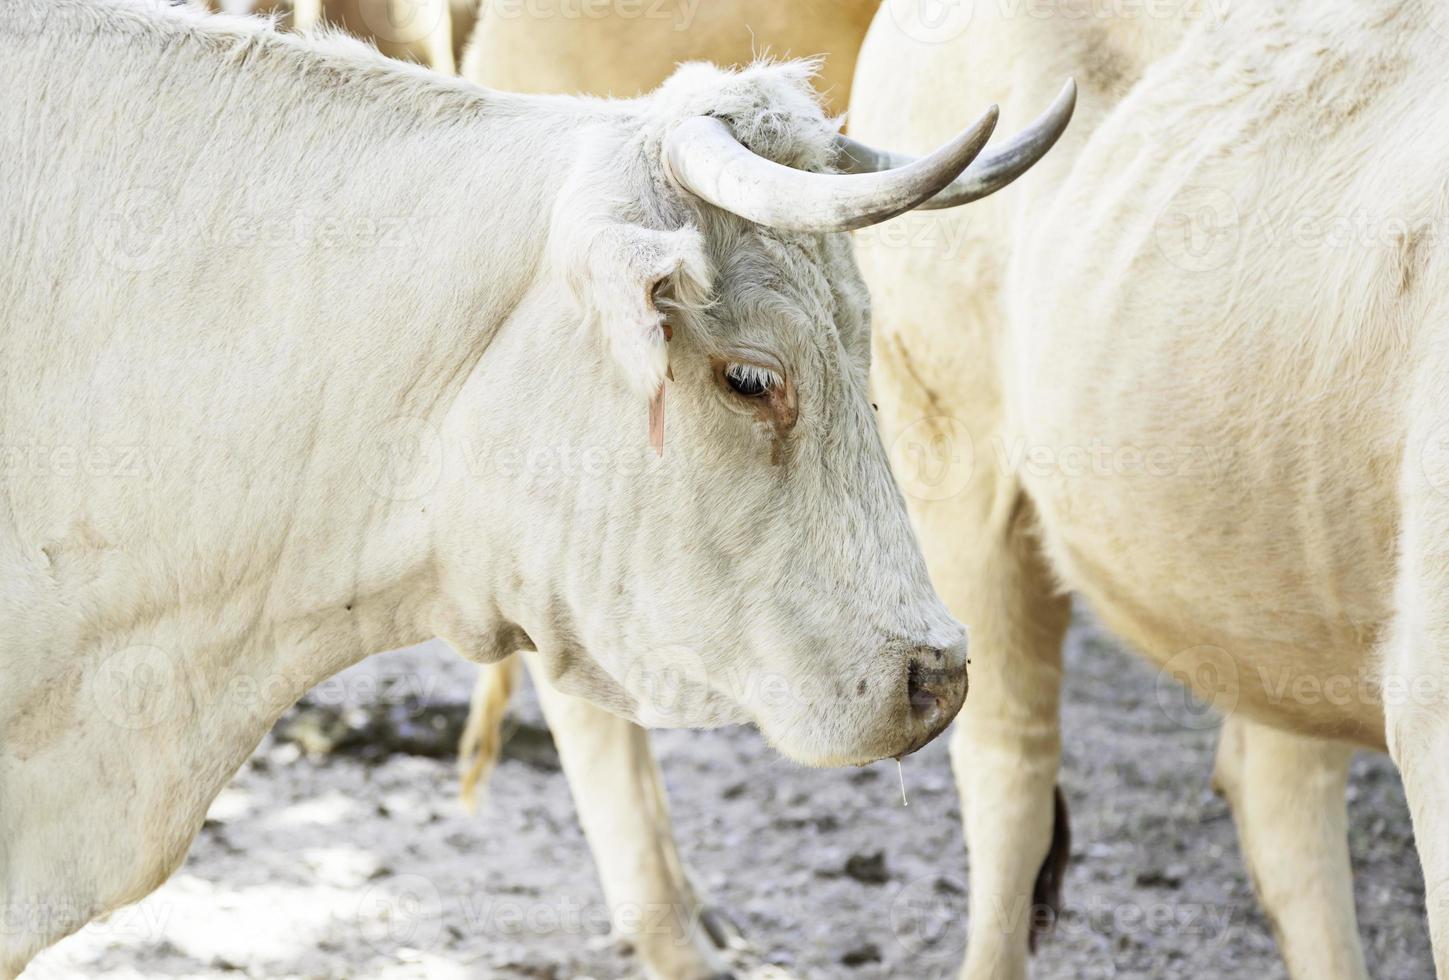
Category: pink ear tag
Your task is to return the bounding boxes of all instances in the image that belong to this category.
[649,381,666,457]
[649,320,672,458]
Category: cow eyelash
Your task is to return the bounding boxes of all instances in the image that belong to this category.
[723,363,780,398]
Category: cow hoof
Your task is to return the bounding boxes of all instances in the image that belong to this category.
[628,902,743,980]
[698,905,745,951]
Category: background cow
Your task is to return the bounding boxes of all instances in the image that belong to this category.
[194,0,878,108]
[194,0,467,69]
[853,0,1449,977]
[462,0,879,113]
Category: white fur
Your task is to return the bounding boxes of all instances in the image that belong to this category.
[0,1,965,971]
[853,0,1449,976]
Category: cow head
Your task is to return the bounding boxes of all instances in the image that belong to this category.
[442,63,1074,766]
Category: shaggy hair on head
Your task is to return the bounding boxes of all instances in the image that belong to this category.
[641,57,839,173]
[545,56,857,400]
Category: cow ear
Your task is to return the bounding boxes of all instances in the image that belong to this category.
[564,223,710,399]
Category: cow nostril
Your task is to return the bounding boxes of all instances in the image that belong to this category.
[907,659,944,719]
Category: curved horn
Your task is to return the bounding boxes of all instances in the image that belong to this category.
[663,105,999,233]
[835,79,1077,209]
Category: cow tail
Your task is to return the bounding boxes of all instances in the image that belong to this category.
[1028,785,1072,953]
[457,655,522,812]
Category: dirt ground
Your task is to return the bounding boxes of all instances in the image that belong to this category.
[28,610,1432,979]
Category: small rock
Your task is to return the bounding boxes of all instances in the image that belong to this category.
[844,851,889,885]
[1133,866,1183,889]
[840,942,882,966]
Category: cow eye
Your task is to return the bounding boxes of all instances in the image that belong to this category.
[724,363,777,398]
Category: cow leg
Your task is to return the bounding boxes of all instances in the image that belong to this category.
[524,658,734,980]
[0,926,24,980]
[1211,715,1367,979]
[934,554,1070,980]
[862,188,1071,978]
[1386,427,1449,980]
[887,456,1070,980]
[390,0,454,73]
[1391,698,1449,980]
[290,0,321,31]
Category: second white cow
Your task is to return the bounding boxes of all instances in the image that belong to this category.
[854,0,1449,977]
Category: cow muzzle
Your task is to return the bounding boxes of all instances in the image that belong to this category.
[898,634,969,756]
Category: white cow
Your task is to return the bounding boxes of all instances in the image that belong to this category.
[0,1,1072,975]
[460,0,880,114]
[198,0,469,70]
[850,0,1449,977]
[453,5,885,975]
